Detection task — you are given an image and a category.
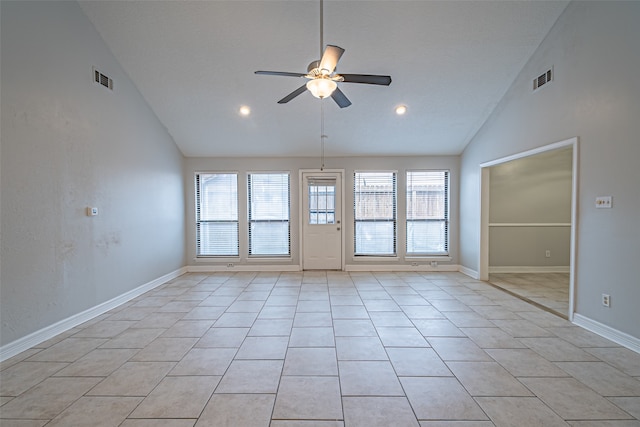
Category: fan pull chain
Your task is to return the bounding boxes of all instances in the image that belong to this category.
[320,99,326,171]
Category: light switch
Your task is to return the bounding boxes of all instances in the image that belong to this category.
[595,196,612,209]
[87,207,99,216]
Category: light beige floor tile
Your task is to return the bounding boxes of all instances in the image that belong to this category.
[369,311,413,327]
[446,362,533,396]
[566,422,640,426]
[99,328,165,349]
[471,305,521,320]
[338,361,404,396]
[419,422,495,427]
[387,347,451,377]
[195,327,249,348]
[161,320,214,338]
[376,326,429,347]
[460,327,526,349]
[413,319,466,337]
[235,336,289,359]
[0,361,68,396]
[130,337,197,361]
[249,319,293,336]
[213,312,258,327]
[46,396,142,426]
[196,394,274,427]
[333,319,378,337]
[293,312,333,327]
[520,377,633,420]
[270,422,344,427]
[265,295,299,306]
[519,337,600,362]
[26,338,107,362]
[430,299,472,312]
[258,305,297,319]
[475,396,569,426]
[330,305,369,319]
[401,305,446,319]
[363,300,402,312]
[445,312,496,328]
[283,347,338,376]
[73,320,136,338]
[227,300,265,313]
[0,420,49,427]
[556,362,640,396]
[215,360,283,393]
[130,376,219,418]
[133,312,184,329]
[53,348,137,377]
[0,377,101,419]
[157,301,201,313]
[548,326,616,348]
[199,295,236,306]
[329,295,364,306]
[296,300,331,312]
[170,348,236,376]
[288,327,335,347]
[401,377,488,421]
[585,347,640,376]
[485,348,569,377]
[428,337,492,361]
[87,361,175,396]
[335,336,387,361]
[343,396,419,427]
[491,319,554,338]
[608,397,640,419]
[272,376,342,420]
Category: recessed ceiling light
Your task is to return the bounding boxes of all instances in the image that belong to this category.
[239,105,251,116]
[395,105,407,115]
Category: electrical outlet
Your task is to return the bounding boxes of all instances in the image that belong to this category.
[602,294,610,307]
[411,262,419,267]
[227,263,234,268]
[430,261,438,267]
[545,250,551,258]
[595,196,612,209]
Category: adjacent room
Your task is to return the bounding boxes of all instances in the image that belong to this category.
[2,1,640,425]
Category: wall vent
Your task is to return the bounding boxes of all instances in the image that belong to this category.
[93,67,113,90]
[533,67,553,91]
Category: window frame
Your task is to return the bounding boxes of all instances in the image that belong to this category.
[247,171,291,257]
[195,172,240,258]
[405,169,450,256]
[353,170,398,257]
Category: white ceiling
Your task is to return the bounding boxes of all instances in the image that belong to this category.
[78,0,569,158]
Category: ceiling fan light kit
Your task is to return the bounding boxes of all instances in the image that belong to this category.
[255,0,391,108]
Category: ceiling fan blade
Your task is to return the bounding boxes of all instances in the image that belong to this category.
[277,84,308,104]
[255,71,306,78]
[340,74,392,85]
[330,87,352,108]
[319,45,345,74]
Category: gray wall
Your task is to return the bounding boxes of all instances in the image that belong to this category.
[489,148,573,269]
[1,1,186,346]
[185,156,459,269]
[460,2,640,337]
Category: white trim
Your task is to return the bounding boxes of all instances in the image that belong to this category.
[478,137,579,321]
[489,266,570,274]
[459,265,480,279]
[0,267,187,362]
[573,314,640,354]
[187,264,300,273]
[489,223,571,227]
[345,264,460,272]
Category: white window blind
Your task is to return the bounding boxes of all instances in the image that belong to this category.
[406,170,449,255]
[196,173,239,256]
[248,172,290,256]
[354,171,397,256]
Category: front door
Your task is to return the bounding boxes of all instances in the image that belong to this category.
[302,172,342,270]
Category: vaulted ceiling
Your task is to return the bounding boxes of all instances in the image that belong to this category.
[79,1,569,158]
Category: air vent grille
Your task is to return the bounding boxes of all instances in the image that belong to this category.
[93,67,113,90]
[533,68,553,91]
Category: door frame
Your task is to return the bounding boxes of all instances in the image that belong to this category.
[479,137,579,320]
[299,169,346,271]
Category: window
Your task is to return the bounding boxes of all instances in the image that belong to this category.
[195,173,239,256]
[248,172,290,256]
[354,171,397,255]
[308,178,336,225]
[406,170,449,255]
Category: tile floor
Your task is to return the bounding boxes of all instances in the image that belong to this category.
[489,272,570,318]
[2,271,639,426]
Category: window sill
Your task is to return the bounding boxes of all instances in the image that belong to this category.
[405,255,452,262]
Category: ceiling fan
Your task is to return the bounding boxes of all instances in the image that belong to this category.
[255,1,392,108]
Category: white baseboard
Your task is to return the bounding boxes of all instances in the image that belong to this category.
[573,313,640,354]
[345,264,460,272]
[489,266,570,274]
[458,265,480,279]
[187,265,301,273]
[0,267,187,362]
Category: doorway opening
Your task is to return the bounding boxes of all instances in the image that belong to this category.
[479,138,578,319]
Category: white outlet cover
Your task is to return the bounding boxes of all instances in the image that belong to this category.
[595,196,612,209]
